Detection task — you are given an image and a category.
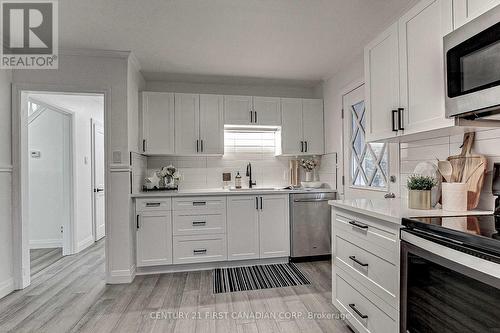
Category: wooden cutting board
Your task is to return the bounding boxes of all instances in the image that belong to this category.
[447,133,487,210]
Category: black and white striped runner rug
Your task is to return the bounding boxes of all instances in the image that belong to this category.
[213,263,310,294]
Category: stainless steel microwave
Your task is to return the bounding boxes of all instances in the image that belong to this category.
[445,5,500,118]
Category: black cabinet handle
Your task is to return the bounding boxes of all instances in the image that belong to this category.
[349,255,368,267]
[192,201,206,206]
[146,202,161,207]
[256,197,259,210]
[254,111,258,123]
[250,111,253,123]
[201,140,204,152]
[391,110,398,132]
[192,221,206,226]
[136,215,140,229]
[142,139,146,152]
[398,108,404,131]
[196,139,199,152]
[193,249,207,255]
[305,141,308,152]
[348,220,368,229]
[349,304,368,319]
[300,141,304,152]
[260,197,263,210]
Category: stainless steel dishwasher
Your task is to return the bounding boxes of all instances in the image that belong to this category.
[290,191,336,261]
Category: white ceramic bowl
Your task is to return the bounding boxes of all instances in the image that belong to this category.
[301,181,323,189]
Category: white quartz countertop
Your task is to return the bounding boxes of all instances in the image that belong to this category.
[329,198,493,225]
[131,188,336,198]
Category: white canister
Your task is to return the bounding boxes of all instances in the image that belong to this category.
[441,182,467,212]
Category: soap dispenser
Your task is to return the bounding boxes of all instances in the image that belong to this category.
[235,172,242,189]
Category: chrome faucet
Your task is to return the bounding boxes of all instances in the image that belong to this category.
[246,163,256,188]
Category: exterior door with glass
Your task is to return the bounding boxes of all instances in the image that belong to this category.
[342,84,399,199]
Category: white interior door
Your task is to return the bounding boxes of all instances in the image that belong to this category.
[92,120,105,241]
[342,85,399,200]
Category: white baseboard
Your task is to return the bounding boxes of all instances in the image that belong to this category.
[136,257,289,276]
[0,278,14,299]
[107,264,136,284]
[76,235,95,253]
[29,239,63,249]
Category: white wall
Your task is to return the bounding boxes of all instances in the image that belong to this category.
[0,69,13,298]
[12,51,135,285]
[28,108,70,249]
[145,78,322,99]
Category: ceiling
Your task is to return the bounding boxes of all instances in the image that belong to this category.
[59,0,418,81]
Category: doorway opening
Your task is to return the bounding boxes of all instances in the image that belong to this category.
[25,92,105,278]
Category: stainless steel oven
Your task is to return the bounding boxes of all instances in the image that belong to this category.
[400,216,500,333]
[444,4,500,118]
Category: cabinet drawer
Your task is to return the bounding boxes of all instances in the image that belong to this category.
[335,270,397,333]
[136,198,172,212]
[173,196,226,212]
[335,235,397,307]
[173,234,227,264]
[173,212,226,236]
[335,213,398,263]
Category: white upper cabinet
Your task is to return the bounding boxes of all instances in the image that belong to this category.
[279,98,324,155]
[364,22,400,142]
[259,195,289,258]
[174,93,224,156]
[253,97,281,125]
[281,98,304,154]
[174,93,200,155]
[142,92,175,154]
[364,0,461,142]
[224,95,253,125]
[399,0,454,135]
[224,95,281,126]
[302,99,324,155]
[453,0,500,28]
[199,94,224,155]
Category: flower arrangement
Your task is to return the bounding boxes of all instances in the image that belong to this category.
[299,158,319,171]
[156,165,180,187]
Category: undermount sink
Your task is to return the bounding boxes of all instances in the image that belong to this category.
[228,187,279,191]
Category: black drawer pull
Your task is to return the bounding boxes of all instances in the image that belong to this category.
[391,110,398,132]
[192,221,206,226]
[192,201,206,206]
[146,202,161,207]
[349,304,368,319]
[193,249,207,255]
[348,221,368,229]
[349,256,368,267]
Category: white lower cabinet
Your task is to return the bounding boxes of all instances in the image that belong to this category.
[332,208,400,333]
[173,234,227,264]
[227,196,260,260]
[136,194,290,268]
[259,195,289,258]
[136,210,173,267]
[227,194,289,260]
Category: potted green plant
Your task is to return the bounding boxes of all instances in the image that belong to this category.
[407,175,437,210]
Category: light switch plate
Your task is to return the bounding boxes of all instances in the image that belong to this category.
[112,151,121,164]
[30,150,41,158]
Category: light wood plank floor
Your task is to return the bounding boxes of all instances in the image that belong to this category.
[30,247,63,276]
[1,240,352,333]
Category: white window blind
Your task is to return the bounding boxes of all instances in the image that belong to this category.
[224,130,276,156]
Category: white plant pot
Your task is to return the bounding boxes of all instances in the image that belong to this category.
[442,182,467,212]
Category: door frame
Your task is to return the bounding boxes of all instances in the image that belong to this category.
[91,118,104,242]
[12,83,110,289]
[27,97,76,257]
